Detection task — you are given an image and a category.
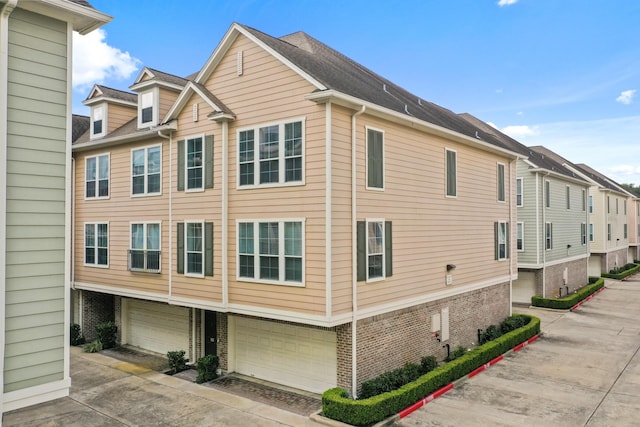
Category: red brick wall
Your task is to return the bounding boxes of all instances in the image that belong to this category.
[81,290,115,342]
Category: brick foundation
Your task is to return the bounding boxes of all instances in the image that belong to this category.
[80,290,115,342]
[606,248,630,272]
[544,258,589,298]
[217,312,228,371]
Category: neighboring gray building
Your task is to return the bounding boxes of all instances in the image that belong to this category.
[0,0,109,413]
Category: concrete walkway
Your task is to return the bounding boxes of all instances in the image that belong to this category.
[395,277,640,426]
[3,346,325,427]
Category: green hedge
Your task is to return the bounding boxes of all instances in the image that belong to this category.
[531,278,605,310]
[601,263,640,280]
[322,314,540,426]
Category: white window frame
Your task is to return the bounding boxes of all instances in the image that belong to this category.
[566,185,571,209]
[138,88,158,128]
[366,126,385,191]
[607,196,611,214]
[545,180,551,208]
[84,222,109,268]
[90,104,106,139]
[516,177,523,207]
[624,199,627,215]
[607,223,612,241]
[235,218,305,287]
[589,223,594,242]
[185,134,205,192]
[366,219,386,281]
[545,222,553,250]
[581,223,587,246]
[516,222,524,252]
[497,221,508,261]
[236,118,305,189]
[185,220,205,278]
[129,222,161,273]
[131,144,162,197]
[582,189,586,211]
[85,153,110,200]
[589,195,593,213]
[497,163,506,202]
[445,148,457,198]
[624,223,628,239]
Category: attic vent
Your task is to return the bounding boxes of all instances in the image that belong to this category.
[383,83,390,93]
[475,131,481,139]
[418,98,423,106]
[192,103,199,122]
[237,51,243,76]
[404,105,412,116]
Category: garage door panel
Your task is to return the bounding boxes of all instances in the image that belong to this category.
[126,299,189,355]
[235,318,337,393]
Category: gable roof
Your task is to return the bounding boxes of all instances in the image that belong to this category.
[130,67,190,92]
[17,0,112,35]
[84,84,137,106]
[459,113,587,184]
[530,146,628,195]
[72,114,90,142]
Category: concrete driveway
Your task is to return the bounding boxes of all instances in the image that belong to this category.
[3,347,323,427]
[395,277,640,427]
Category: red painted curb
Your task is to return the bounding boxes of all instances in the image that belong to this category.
[398,383,454,419]
[514,335,539,352]
[571,287,606,311]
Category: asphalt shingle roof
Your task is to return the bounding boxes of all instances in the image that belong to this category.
[145,68,189,87]
[88,85,137,103]
[72,114,90,143]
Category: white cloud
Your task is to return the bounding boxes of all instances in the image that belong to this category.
[616,89,636,105]
[72,29,140,90]
[501,125,539,138]
[497,0,518,6]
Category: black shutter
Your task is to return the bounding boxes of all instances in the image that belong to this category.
[177,222,184,274]
[385,221,393,277]
[357,221,366,281]
[205,222,214,276]
[177,140,185,191]
[205,135,214,189]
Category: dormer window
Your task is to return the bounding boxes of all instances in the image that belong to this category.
[91,105,106,138]
[138,90,157,128]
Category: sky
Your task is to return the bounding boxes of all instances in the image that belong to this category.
[73,0,640,185]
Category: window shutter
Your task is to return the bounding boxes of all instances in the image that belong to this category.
[357,221,366,281]
[385,221,393,277]
[177,140,185,191]
[494,222,498,260]
[177,222,184,274]
[506,222,510,259]
[205,135,214,189]
[205,222,214,276]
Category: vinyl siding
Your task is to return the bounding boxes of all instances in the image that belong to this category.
[158,87,179,121]
[4,8,67,392]
[515,161,539,264]
[107,103,136,132]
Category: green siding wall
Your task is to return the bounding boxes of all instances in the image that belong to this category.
[4,8,67,393]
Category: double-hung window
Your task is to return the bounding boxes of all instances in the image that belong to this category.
[581,223,587,245]
[130,223,160,272]
[566,186,571,209]
[237,119,304,187]
[237,220,304,285]
[607,223,612,241]
[132,145,161,195]
[589,195,593,213]
[367,128,384,190]
[446,149,457,197]
[140,91,154,126]
[92,105,104,138]
[516,178,523,207]
[357,220,393,281]
[178,135,213,191]
[589,223,594,242]
[545,181,550,208]
[582,189,586,211]
[624,223,628,239]
[497,164,505,202]
[495,221,508,260]
[516,222,524,251]
[86,154,109,199]
[177,221,213,277]
[85,223,108,267]
[545,222,553,250]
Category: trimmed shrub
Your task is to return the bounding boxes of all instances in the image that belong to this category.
[70,323,85,346]
[531,278,605,310]
[601,263,640,280]
[420,355,437,374]
[479,325,501,345]
[500,315,528,334]
[360,362,423,399]
[322,315,541,426]
[95,321,117,349]
[446,345,466,362]
[167,350,188,375]
[83,340,103,353]
[196,354,219,383]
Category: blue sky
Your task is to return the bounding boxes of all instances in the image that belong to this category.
[74,0,640,184]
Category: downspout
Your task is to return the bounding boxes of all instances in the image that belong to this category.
[541,172,548,297]
[71,158,75,290]
[157,129,172,301]
[0,1,18,406]
[509,159,514,315]
[221,120,229,308]
[351,105,365,398]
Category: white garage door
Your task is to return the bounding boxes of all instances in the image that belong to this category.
[234,317,337,394]
[512,271,538,304]
[125,299,190,355]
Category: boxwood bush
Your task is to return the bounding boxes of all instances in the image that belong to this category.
[601,263,640,280]
[531,278,605,310]
[322,314,540,426]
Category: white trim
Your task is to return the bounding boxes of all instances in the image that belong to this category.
[365,218,386,282]
[545,222,553,250]
[365,126,385,191]
[72,123,176,153]
[516,221,524,252]
[129,221,162,273]
[130,143,162,197]
[83,222,109,268]
[89,103,107,139]
[0,2,17,408]
[2,378,70,413]
[445,148,457,198]
[236,117,306,189]
[222,121,229,307]
[325,102,332,318]
[84,152,110,200]
[496,220,508,261]
[184,220,205,278]
[519,253,590,269]
[235,218,306,287]
[545,179,551,208]
[497,162,506,202]
[73,281,168,302]
[566,185,571,210]
[581,222,587,246]
[516,177,523,207]
[64,20,73,386]
[137,87,159,129]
